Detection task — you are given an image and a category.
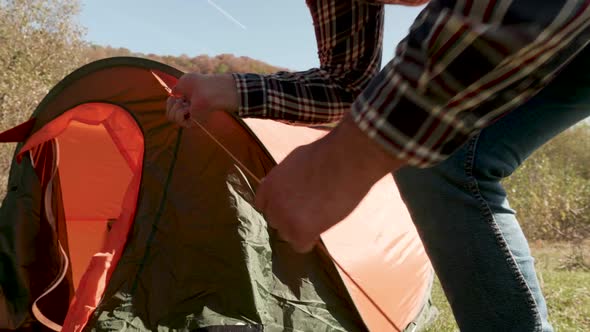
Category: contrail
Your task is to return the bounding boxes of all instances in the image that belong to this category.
[207,0,247,30]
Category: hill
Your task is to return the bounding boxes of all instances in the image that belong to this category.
[84,45,287,74]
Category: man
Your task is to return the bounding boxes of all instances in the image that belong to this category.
[167,0,590,331]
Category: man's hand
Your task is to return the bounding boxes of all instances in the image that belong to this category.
[166,73,239,127]
[255,115,405,253]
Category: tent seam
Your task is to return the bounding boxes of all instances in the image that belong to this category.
[129,127,184,295]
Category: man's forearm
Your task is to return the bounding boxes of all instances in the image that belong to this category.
[231,0,384,125]
[321,113,406,186]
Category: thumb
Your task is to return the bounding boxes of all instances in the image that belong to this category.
[171,73,194,98]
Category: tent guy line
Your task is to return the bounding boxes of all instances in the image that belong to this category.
[189,117,262,183]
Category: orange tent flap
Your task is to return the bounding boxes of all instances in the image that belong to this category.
[18,103,143,171]
[0,118,36,143]
[16,103,144,332]
[58,121,134,221]
[245,119,433,331]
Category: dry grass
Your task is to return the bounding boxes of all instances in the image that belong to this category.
[423,241,590,332]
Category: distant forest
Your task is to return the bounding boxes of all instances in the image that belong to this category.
[85,45,286,74]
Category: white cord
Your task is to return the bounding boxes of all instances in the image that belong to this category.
[30,139,66,331]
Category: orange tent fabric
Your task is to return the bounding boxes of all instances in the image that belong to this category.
[17,103,144,330]
[246,119,432,331]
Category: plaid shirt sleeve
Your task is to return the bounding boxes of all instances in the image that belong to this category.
[351,0,590,167]
[235,0,590,167]
[232,0,387,123]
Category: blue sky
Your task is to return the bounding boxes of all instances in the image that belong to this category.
[79,1,424,71]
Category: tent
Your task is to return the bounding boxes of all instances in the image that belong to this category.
[0,57,435,332]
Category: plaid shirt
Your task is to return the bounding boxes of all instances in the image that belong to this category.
[233,0,590,167]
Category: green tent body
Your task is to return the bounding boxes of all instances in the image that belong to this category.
[0,57,435,331]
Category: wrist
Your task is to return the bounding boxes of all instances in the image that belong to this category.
[322,114,404,184]
[209,74,239,113]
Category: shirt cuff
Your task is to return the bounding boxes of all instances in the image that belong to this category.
[232,73,268,118]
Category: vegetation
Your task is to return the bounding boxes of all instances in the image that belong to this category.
[503,124,590,243]
[0,0,87,128]
[1,0,87,198]
[424,242,590,332]
[85,45,286,74]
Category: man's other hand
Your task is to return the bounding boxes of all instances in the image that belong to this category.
[254,115,404,253]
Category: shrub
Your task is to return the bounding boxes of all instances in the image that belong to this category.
[503,124,590,242]
[0,0,88,198]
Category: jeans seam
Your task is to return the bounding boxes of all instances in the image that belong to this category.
[463,134,543,332]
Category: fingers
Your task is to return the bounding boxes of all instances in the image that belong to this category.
[166,73,206,127]
[166,96,176,115]
[166,97,193,128]
[255,178,317,254]
[292,238,318,254]
[279,220,318,253]
[274,220,318,254]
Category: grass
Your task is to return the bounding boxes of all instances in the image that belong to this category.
[423,241,590,332]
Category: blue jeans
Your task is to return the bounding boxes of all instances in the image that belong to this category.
[394,48,590,332]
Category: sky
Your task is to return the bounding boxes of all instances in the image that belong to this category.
[78,0,424,71]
